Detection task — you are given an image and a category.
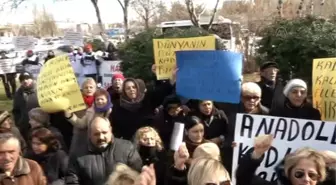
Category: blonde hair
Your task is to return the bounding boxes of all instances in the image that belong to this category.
[188,158,231,185]
[134,126,164,151]
[105,163,139,185]
[81,77,96,89]
[193,142,221,161]
[284,147,326,182]
[241,82,261,96]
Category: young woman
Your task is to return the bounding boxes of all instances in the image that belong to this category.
[25,127,68,185]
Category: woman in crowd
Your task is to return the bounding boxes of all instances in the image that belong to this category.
[106,73,125,104]
[111,76,174,140]
[184,116,209,159]
[188,158,231,185]
[0,111,27,154]
[28,108,67,151]
[64,88,112,157]
[236,134,336,185]
[153,94,187,149]
[26,127,68,185]
[270,79,321,120]
[63,77,96,156]
[105,163,139,185]
[134,126,166,185]
[190,100,229,146]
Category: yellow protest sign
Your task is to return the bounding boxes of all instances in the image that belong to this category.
[312,58,336,121]
[153,36,216,80]
[37,55,86,113]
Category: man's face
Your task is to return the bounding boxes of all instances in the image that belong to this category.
[112,78,123,91]
[0,139,20,173]
[261,67,278,81]
[90,119,112,149]
[21,78,33,88]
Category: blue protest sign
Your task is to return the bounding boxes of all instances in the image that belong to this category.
[176,50,243,103]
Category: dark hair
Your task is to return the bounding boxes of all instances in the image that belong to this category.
[31,128,61,152]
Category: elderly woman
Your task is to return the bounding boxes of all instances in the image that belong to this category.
[241,82,269,114]
[270,79,321,120]
[65,88,112,157]
[236,134,335,185]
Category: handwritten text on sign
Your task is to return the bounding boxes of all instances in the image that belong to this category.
[176,51,242,104]
[231,114,336,185]
[153,36,215,80]
[37,55,86,113]
[313,58,336,121]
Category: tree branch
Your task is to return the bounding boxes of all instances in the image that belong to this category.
[208,0,220,30]
[117,0,125,10]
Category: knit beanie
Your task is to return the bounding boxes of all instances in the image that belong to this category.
[193,142,221,161]
[283,79,307,97]
[0,111,11,125]
[19,72,33,83]
[112,73,125,82]
[28,108,50,127]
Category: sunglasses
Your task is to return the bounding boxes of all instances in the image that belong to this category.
[205,181,231,185]
[294,171,320,181]
[242,95,260,100]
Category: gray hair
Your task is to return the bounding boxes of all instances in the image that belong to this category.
[0,133,20,149]
[241,82,262,96]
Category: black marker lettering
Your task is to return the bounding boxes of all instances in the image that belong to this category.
[274,118,287,139]
[255,118,274,136]
[302,122,315,140]
[315,121,329,141]
[265,147,278,168]
[240,114,254,138]
[288,119,299,141]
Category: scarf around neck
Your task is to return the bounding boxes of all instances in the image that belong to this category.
[83,95,94,108]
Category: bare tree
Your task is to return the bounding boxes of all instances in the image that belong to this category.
[117,0,130,40]
[184,0,206,27]
[31,5,58,37]
[131,0,157,30]
[207,0,220,30]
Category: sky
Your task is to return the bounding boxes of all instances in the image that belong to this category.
[0,0,248,25]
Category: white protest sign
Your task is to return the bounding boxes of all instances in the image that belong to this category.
[64,31,84,47]
[0,59,16,74]
[170,122,185,151]
[232,114,336,184]
[13,36,35,50]
[99,60,122,89]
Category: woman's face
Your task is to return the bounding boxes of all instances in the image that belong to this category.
[139,131,156,147]
[0,118,12,129]
[289,159,320,185]
[95,95,108,108]
[31,137,48,154]
[288,87,307,107]
[242,92,261,112]
[124,81,137,99]
[29,119,42,129]
[83,82,96,96]
[187,124,204,143]
[113,78,123,91]
[199,101,213,115]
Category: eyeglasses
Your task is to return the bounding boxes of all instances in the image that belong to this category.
[205,181,231,185]
[294,171,320,181]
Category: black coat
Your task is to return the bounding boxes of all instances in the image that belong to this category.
[270,100,321,120]
[26,150,68,184]
[65,138,143,185]
[257,77,285,111]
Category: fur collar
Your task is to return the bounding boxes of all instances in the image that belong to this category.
[0,157,30,181]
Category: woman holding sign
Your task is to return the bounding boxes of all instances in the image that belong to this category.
[236,134,336,185]
[64,84,113,157]
[270,79,321,120]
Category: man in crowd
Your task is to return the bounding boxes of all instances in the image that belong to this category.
[12,72,39,140]
[0,132,46,185]
[66,116,142,185]
[81,44,101,81]
[257,61,285,110]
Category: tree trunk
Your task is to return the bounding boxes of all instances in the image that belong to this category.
[124,6,129,40]
[91,0,106,41]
